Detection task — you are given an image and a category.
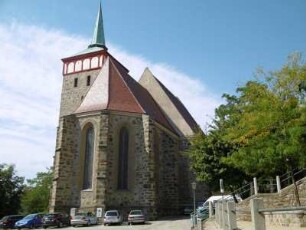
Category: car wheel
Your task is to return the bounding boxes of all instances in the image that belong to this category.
[58,222,63,228]
[43,226,47,229]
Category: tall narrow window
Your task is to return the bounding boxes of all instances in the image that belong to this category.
[118,127,129,190]
[74,78,78,87]
[87,75,91,86]
[83,126,94,189]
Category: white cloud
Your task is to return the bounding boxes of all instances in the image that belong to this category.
[0,23,221,179]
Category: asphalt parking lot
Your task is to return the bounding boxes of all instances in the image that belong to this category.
[59,216,191,230]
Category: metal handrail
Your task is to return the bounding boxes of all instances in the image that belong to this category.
[257,177,277,193]
[294,168,306,180]
[233,183,252,195]
[231,168,306,200]
[280,168,306,188]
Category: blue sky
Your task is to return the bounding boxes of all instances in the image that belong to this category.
[1,0,305,94]
[0,0,305,179]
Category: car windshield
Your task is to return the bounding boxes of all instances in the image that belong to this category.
[44,214,57,218]
[203,201,209,207]
[75,213,86,216]
[130,210,142,215]
[106,211,118,216]
[24,214,36,219]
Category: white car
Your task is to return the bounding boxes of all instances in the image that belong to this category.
[103,210,123,226]
[71,213,98,227]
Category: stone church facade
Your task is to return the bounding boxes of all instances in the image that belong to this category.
[49,4,202,219]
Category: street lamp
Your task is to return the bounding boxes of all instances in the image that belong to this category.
[191,182,197,226]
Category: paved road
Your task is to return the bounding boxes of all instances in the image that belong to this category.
[67,216,192,230]
[203,219,305,230]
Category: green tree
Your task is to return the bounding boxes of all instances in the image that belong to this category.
[0,164,25,217]
[21,168,53,214]
[223,53,306,177]
[187,130,249,192]
[186,53,306,191]
[187,92,250,192]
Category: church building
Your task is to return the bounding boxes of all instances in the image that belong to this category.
[49,4,201,219]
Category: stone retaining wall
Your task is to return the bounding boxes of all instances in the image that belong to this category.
[236,177,306,226]
[264,210,306,227]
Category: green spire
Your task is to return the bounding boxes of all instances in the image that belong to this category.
[88,2,107,49]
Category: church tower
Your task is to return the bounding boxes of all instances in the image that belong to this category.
[50,3,204,220]
[59,3,107,117]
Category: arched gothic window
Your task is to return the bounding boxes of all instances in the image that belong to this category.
[83,126,94,189]
[118,127,129,190]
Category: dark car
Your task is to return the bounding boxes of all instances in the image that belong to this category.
[15,213,44,229]
[0,215,24,229]
[42,213,70,228]
[183,206,193,215]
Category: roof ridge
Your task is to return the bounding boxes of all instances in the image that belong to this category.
[139,68,198,135]
[156,77,198,129]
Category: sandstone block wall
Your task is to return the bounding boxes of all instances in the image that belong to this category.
[264,210,306,227]
[50,115,79,213]
[59,69,100,117]
[155,126,180,216]
[50,110,185,220]
[236,177,306,226]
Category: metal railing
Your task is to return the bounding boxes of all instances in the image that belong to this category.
[280,168,306,188]
[232,168,306,200]
[257,178,277,193]
[232,182,254,199]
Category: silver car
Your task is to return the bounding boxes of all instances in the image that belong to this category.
[103,210,123,226]
[128,210,145,225]
[71,213,98,227]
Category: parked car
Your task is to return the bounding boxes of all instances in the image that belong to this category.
[196,207,209,220]
[201,195,242,210]
[0,215,24,229]
[183,206,193,215]
[103,210,122,226]
[128,210,145,225]
[42,213,70,228]
[71,213,98,227]
[15,213,44,229]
